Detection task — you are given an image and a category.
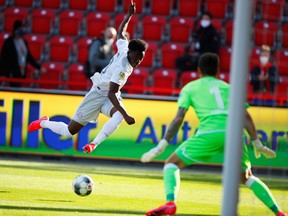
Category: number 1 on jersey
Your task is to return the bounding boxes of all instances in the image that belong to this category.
[210,87,225,109]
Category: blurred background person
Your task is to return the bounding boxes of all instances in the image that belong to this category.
[0,20,45,87]
[175,42,199,74]
[250,45,280,93]
[85,27,117,78]
[193,12,220,55]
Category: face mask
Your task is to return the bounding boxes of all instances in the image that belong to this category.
[15,29,26,36]
[105,38,113,45]
[260,56,269,65]
[200,20,210,28]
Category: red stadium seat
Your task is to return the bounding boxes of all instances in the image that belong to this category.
[225,20,233,46]
[178,0,201,17]
[142,15,166,41]
[0,32,9,52]
[86,12,110,37]
[170,17,194,43]
[254,21,278,47]
[217,72,230,83]
[249,47,261,70]
[22,65,36,88]
[161,43,185,68]
[23,34,46,61]
[76,37,93,64]
[49,36,74,62]
[261,0,285,22]
[123,68,149,94]
[205,0,230,19]
[115,14,139,38]
[219,47,232,72]
[96,0,117,12]
[0,0,6,6]
[67,64,89,91]
[180,71,199,87]
[282,24,288,49]
[274,50,288,76]
[275,76,288,96]
[31,9,56,35]
[39,62,65,89]
[14,0,34,7]
[123,0,144,13]
[59,10,83,36]
[140,41,158,67]
[4,7,28,32]
[152,69,178,95]
[68,0,89,10]
[150,0,173,15]
[41,0,62,9]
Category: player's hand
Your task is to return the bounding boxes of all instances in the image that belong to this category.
[124,115,135,125]
[141,139,168,163]
[251,138,276,159]
[83,143,97,153]
[128,0,136,15]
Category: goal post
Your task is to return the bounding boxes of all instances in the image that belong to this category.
[221,1,254,216]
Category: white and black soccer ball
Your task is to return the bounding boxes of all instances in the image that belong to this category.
[72,174,94,196]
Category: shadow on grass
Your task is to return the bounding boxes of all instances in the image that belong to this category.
[0,205,218,216]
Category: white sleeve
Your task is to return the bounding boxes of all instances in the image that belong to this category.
[116,39,129,53]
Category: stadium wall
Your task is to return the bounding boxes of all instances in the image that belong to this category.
[0,90,287,169]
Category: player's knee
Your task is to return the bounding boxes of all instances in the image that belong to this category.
[241,170,253,184]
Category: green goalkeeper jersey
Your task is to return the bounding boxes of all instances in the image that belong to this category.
[178,76,230,135]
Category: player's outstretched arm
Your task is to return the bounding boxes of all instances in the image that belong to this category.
[244,110,276,159]
[141,108,188,163]
[117,0,136,40]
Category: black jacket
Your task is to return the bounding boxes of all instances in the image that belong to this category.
[0,36,41,78]
[194,25,220,55]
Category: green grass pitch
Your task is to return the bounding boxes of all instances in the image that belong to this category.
[0,158,287,216]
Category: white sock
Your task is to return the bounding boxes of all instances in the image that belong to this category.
[92,111,124,145]
[40,120,73,137]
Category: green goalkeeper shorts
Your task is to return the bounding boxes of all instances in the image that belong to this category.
[175,132,251,172]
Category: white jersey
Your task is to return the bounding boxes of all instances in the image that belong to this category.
[90,39,133,95]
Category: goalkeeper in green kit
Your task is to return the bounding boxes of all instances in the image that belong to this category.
[141,53,286,216]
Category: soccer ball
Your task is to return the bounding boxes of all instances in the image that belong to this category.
[72,174,94,196]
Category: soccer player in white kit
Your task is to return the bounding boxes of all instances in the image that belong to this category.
[28,1,147,153]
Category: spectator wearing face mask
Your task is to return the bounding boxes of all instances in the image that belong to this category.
[0,20,45,87]
[250,45,280,93]
[193,12,221,55]
[85,27,117,78]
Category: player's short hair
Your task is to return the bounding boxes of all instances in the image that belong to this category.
[128,39,147,53]
[198,53,219,76]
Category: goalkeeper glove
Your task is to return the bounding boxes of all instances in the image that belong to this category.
[251,138,276,159]
[141,139,168,163]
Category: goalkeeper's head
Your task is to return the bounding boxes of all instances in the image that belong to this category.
[198,52,220,77]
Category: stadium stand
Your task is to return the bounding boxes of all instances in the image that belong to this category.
[4,7,28,32]
[142,15,166,41]
[23,34,46,61]
[177,0,201,17]
[31,9,56,35]
[67,64,89,91]
[59,10,83,36]
[161,43,185,68]
[122,67,150,94]
[170,17,194,43]
[0,0,287,107]
[86,12,110,37]
[49,36,74,62]
[39,62,65,89]
[76,37,92,64]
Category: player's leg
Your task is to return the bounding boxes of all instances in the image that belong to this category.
[28,88,102,138]
[240,142,285,215]
[146,153,186,216]
[84,98,125,153]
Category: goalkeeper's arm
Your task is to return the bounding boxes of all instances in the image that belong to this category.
[244,110,276,159]
[141,108,188,163]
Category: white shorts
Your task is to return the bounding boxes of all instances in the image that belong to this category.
[72,87,125,125]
